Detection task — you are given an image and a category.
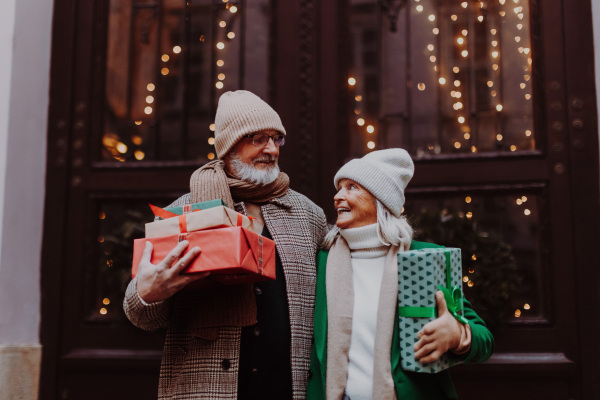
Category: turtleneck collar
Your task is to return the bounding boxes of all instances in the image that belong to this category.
[339,223,389,258]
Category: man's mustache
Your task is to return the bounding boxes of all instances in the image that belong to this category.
[252,155,277,164]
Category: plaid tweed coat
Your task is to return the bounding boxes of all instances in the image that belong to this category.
[124,189,328,399]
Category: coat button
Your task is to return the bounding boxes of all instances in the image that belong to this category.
[254,286,263,295]
[222,359,231,370]
[308,369,313,379]
[253,326,261,336]
[251,367,259,376]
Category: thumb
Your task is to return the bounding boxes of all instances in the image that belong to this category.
[435,291,448,316]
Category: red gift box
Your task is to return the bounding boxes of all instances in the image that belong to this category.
[132,226,276,287]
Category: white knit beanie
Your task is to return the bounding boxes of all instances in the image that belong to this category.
[214,90,286,159]
[334,148,414,218]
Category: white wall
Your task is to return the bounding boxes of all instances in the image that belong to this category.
[0,0,53,398]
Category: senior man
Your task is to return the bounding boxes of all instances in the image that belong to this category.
[124,90,328,399]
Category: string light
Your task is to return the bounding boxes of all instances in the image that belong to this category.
[134,150,145,160]
[147,83,155,91]
[173,46,182,54]
[357,118,365,126]
[348,77,356,86]
[367,141,376,149]
[161,54,170,62]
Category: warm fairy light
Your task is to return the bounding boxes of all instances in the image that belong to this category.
[525,94,532,100]
[217,59,224,67]
[116,143,128,153]
[439,77,446,84]
[510,145,517,151]
[516,198,523,205]
[499,0,506,4]
[496,134,503,141]
[462,29,468,36]
[523,48,530,54]
[466,212,473,218]
[454,80,461,87]
[427,44,434,51]
[492,51,499,58]
[491,28,497,35]
[217,42,225,50]
[524,303,531,310]
[366,125,375,133]
[219,21,227,28]
[433,28,439,35]
[524,74,531,81]
[467,280,474,287]
[229,5,238,13]
[491,90,497,97]
[354,109,361,115]
[416,5,423,12]
[465,196,472,203]
[98,236,105,243]
[468,268,475,274]
[357,118,365,126]
[472,254,477,260]
[428,14,435,22]
[454,142,461,149]
[198,35,205,42]
[492,40,498,47]
[455,92,462,98]
[348,77,356,86]
[208,137,215,145]
[522,196,528,202]
[453,67,460,73]
[100,308,108,315]
[430,56,437,62]
[103,298,110,305]
[487,81,494,87]
[496,104,503,112]
[514,309,521,317]
[227,32,236,39]
[517,23,523,30]
[99,212,106,220]
[144,106,153,115]
[173,46,182,54]
[208,152,216,160]
[134,150,145,160]
[525,130,532,136]
[355,95,362,101]
[461,2,468,8]
[453,102,463,110]
[162,54,170,62]
[457,37,464,45]
[132,135,142,145]
[134,121,142,126]
[417,83,426,91]
[477,15,484,22]
[367,141,376,149]
[461,50,468,57]
[515,36,521,43]
[161,68,169,75]
[451,14,458,21]
[499,11,506,17]
[209,123,215,131]
[218,73,225,80]
[471,146,478,153]
[147,83,155,91]
[458,116,465,123]
[463,276,469,283]
[464,133,470,139]
[492,64,499,71]
[524,209,531,216]
[215,82,224,89]
[520,83,526,89]
[146,95,154,104]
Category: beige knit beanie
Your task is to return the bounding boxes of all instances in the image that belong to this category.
[334,148,414,218]
[214,90,286,159]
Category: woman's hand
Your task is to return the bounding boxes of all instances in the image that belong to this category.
[413,291,472,363]
[136,240,209,304]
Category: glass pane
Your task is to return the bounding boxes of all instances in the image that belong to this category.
[348,0,534,158]
[102,0,272,163]
[404,191,543,332]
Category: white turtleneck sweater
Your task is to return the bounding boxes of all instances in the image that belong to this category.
[339,223,389,400]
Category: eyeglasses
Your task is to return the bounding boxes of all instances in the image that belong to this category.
[245,133,286,147]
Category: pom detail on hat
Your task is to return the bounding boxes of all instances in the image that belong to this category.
[334,148,414,218]
[214,90,286,158]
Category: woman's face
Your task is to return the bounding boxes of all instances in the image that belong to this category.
[334,179,378,229]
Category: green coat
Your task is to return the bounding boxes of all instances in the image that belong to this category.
[306,241,494,400]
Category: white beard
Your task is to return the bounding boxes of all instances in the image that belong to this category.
[228,152,280,185]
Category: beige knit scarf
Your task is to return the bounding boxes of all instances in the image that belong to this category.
[186,160,289,340]
[325,237,401,400]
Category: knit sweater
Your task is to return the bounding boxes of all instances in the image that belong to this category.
[340,224,388,400]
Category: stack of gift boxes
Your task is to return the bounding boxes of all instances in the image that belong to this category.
[132,200,276,288]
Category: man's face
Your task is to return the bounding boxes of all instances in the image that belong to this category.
[223,129,282,185]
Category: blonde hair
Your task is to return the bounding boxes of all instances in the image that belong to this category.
[322,200,413,250]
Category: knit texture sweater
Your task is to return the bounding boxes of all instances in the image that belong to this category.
[340,224,388,400]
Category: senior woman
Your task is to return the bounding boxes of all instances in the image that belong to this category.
[307,148,493,400]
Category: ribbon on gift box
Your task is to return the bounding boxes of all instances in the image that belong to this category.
[398,249,466,324]
[175,211,247,242]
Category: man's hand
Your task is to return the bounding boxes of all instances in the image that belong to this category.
[136,240,209,304]
[413,291,471,363]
